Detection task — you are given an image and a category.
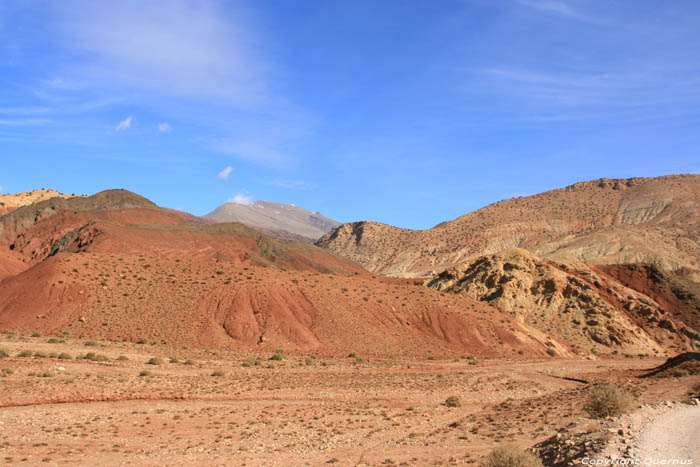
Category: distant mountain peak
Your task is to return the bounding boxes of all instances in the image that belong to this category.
[205,200,340,240]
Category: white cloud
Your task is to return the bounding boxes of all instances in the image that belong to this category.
[52,1,270,106]
[228,193,252,205]
[157,122,172,133]
[0,185,3,193]
[211,138,291,168]
[115,116,132,131]
[217,166,233,181]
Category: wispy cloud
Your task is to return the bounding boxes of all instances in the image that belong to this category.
[465,66,700,124]
[211,139,292,168]
[228,193,252,205]
[217,166,233,181]
[115,116,132,131]
[258,178,315,190]
[157,122,172,133]
[516,0,599,23]
[52,0,270,106]
[0,185,3,193]
[0,118,53,126]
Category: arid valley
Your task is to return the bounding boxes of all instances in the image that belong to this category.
[0,176,699,466]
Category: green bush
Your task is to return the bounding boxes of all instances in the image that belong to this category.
[84,352,109,362]
[483,445,542,467]
[585,384,633,418]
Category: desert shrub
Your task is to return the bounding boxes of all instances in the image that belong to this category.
[483,445,542,467]
[270,349,284,361]
[84,352,109,362]
[585,384,633,418]
[31,332,41,338]
[169,357,179,364]
[671,369,689,378]
[58,353,72,360]
[0,368,13,376]
[48,352,57,358]
[84,340,98,347]
[445,396,461,408]
[0,348,9,359]
[47,338,60,344]
[305,357,314,366]
[354,357,366,364]
[136,338,147,345]
[242,356,262,368]
[139,370,152,377]
[184,359,195,366]
[116,355,129,361]
[546,348,557,357]
[17,350,33,358]
[147,357,162,366]
[211,370,224,377]
[348,352,357,358]
[33,351,47,358]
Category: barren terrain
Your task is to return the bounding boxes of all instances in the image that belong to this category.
[1,333,698,466]
[318,175,700,278]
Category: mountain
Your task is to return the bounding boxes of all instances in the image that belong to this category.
[317,174,700,278]
[0,188,552,357]
[426,248,699,355]
[0,188,84,215]
[205,200,341,240]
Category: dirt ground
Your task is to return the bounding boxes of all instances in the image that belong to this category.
[0,333,698,466]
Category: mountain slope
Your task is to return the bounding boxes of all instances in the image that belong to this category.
[426,248,699,355]
[317,175,700,277]
[205,200,340,240]
[0,189,84,215]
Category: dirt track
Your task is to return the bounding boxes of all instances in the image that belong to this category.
[636,405,700,464]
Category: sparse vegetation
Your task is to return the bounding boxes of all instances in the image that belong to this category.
[483,445,543,467]
[17,350,33,358]
[83,352,109,362]
[147,357,163,366]
[58,352,72,360]
[211,370,224,377]
[445,396,461,408]
[585,384,633,418]
[139,370,152,377]
[0,348,8,359]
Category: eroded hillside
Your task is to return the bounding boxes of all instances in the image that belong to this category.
[317,175,700,277]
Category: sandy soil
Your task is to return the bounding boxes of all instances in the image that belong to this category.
[1,333,698,466]
[635,404,700,464]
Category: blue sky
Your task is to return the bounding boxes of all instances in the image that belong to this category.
[1,1,699,229]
